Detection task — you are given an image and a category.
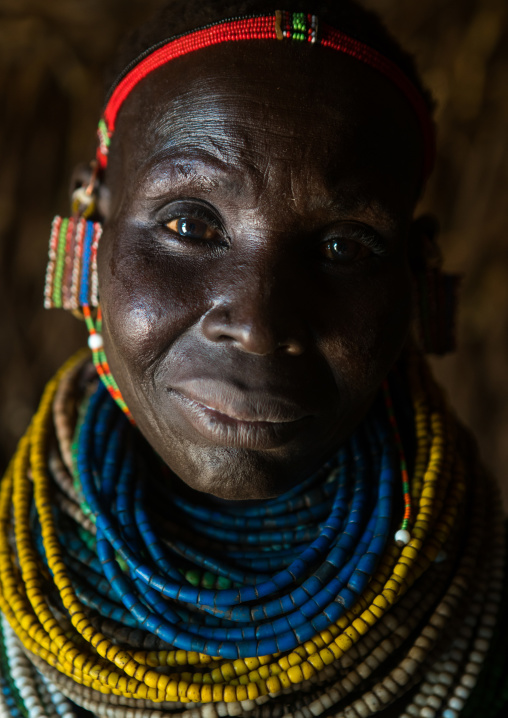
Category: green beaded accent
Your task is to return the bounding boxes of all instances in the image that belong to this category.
[98,349,129,413]
[401,470,410,531]
[291,12,307,41]
[77,514,128,575]
[78,525,96,553]
[52,219,68,308]
[98,118,111,151]
[185,569,201,587]
[115,554,128,573]
[83,312,130,417]
[181,568,233,590]
[215,575,232,590]
[202,571,217,589]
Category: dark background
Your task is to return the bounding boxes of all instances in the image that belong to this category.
[1,0,507,507]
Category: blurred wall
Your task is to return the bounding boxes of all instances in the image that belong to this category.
[1,0,507,506]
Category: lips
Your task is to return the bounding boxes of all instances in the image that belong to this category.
[167,380,313,449]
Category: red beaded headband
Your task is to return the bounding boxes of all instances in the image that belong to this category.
[96,11,436,182]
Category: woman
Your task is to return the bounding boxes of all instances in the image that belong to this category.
[0,1,506,716]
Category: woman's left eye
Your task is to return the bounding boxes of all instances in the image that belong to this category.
[166,216,221,241]
[319,237,372,264]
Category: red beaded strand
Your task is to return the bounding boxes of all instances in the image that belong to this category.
[82,305,134,423]
[321,26,435,181]
[383,379,412,543]
[96,12,435,181]
[44,218,102,311]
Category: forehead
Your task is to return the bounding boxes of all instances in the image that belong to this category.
[108,42,423,208]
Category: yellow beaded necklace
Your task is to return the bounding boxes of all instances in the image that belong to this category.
[0,350,504,718]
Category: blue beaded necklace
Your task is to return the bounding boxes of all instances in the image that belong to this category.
[48,378,402,661]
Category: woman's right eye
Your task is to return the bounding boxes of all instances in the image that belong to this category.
[165,216,221,242]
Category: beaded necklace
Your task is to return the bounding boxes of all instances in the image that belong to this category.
[0,350,506,718]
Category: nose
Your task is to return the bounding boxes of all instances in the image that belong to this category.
[200,262,306,356]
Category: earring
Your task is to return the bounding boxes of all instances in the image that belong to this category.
[44,163,101,312]
[44,164,134,423]
[412,215,461,355]
[44,216,102,311]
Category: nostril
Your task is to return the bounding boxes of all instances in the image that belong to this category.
[201,306,305,357]
[232,325,277,355]
[284,341,304,356]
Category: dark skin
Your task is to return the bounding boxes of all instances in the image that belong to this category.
[95,42,423,502]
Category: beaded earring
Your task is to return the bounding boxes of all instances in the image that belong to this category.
[412,215,461,355]
[44,216,101,312]
[44,164,101,312]
[43,165,134,423]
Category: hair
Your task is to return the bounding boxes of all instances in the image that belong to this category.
[105,0,434,113]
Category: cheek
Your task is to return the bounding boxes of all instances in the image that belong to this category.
[318,262,413,392]
[97,224,208,374]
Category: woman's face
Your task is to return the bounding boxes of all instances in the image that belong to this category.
[98,42,422,500]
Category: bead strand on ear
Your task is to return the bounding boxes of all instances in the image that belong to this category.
[82,305,134,423]
[44,216,102,312]
[44,160,101,311]
[43,159,133,421]
[382,380,412,545]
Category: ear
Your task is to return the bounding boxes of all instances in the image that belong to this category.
[407,213,441,274]
[69,161,111,220]
[408,213,461,355]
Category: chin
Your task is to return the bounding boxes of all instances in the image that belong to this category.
[168,450,303,502]
[202,481,280,502]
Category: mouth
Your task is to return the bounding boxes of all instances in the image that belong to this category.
[167,381,312,450]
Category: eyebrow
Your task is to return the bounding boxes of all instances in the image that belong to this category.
[314,189,400,230]
[139,147,256,198]
[139,148,402,231]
